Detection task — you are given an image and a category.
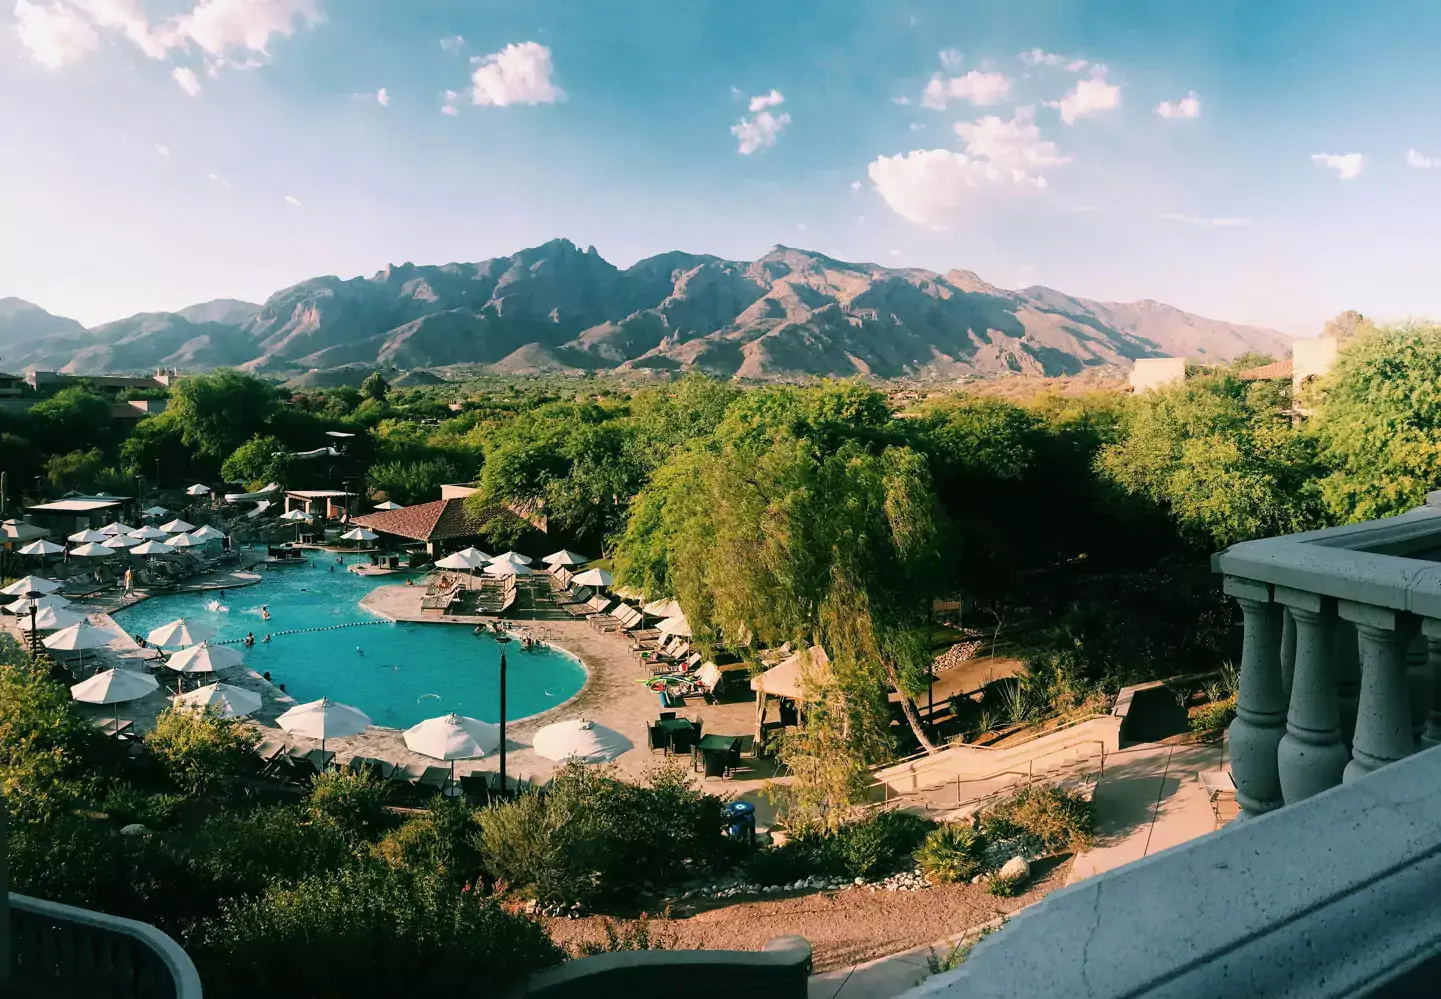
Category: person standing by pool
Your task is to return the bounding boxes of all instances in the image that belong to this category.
[122,567,133,596]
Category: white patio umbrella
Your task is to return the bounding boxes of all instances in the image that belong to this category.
[140,505,170,518]
[69,542,115,558]
[98,522,134,536]
[492,551,533,566]
[71,667,158,730]
[374,501,404,511]
[656,614,692,637]
[19,539,64,557]
[542,549,590,567]
[643,597,682,618]
[340,527,378,543]
[177,682,262,719]
[531,718,632,763]
[185,483,212,497]
[484,561,533,577]
[572,568,614,588]
[452,546,492,564]
[190,525,226,542]
[147,618,216,648]
[166,533,200,549]
[102,534,141,550]
[5,593,71,614]
[159,519,195,534]
[20,606,84,631]
[68,529,109,544]
[2,575,62,596]
[166,642,244,674]
[436,549,486,589]
[45,619,119,674]
[130,540,173,556]
[128,525,168,540]
[279,509,310,522]
[404,713,501,792]
[277,697,371,754]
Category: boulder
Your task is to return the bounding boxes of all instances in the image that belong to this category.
[119,823,151,836]
[999,856,1030,881]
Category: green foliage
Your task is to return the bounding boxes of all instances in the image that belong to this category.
[143,707,260,796]
[1189,695,1237,733]
[0,655,101,822]
[190,866,563,999]
[167,368,280,459]
[360,370,390,402]
[573,915,679,956]
[44,447,106,491]
[742,840,823,886]
[980,786,1094,856]
[221,434,294,490]
[307,768,389,841]
[986,872,1023,897]
[372,795,482,884]
[820,809,933,880]
[915,824,988,884]
[29,386,114,455]
[366,456,461,506]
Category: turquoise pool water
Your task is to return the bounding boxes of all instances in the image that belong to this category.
[111,556,587,728]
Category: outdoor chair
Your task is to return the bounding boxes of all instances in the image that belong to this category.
[459,773,492,805]
[701,749,728,780]
[670,727,695,757]
[647,722,667,754]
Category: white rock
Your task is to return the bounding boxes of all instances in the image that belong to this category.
[854,876,866,885]
[999,856,1030,880]
[119,823,150,836]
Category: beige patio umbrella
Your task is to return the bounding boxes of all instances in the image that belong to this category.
[436,549,486,589]
[147,618,216,648]
[68,529,109,544]
[656,614,692,637]
[532,718,632,763]
[403,713,501,793]
[277,698,371,754]
[69,542,115,558]
[572,568,614,588]
[45,620,121,673]
[2,575,62,596]
[5,593,71,615]
[19,539,65,557]
[19,606,84,631]
[159,519,195,534]
[71,667,159,731]
[128,525,168,540]
[176,682,262,719]
[543,550,590,567]
[98,522,135,536]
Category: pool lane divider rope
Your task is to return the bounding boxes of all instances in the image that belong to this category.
[211,620,391,644]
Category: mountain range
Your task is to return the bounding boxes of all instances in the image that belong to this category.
[0,241,1290,382]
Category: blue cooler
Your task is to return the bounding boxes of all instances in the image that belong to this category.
[725,800,756,846]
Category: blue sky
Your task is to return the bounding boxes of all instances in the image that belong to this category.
[4,0,1441,333]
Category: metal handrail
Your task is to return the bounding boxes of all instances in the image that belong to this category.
[866,738,1110,809]
[874,714,1114,785]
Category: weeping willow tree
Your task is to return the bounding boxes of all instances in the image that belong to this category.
[611,383,955,826]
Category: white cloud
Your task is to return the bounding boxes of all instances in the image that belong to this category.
[283,194,302,207]
[1156,91,1201,119]
[1021,49,1088,72]
[892,95,911,106]
[205,171,229,190]
[921,69,1013,109]
[748,88,784,112]
[439,33,463,52]
[182,0,320,57]
[14,0,100,68]
[939,48,962,69]
[1053,67,1120,124]
[889,249,902,258]
[74,0,168,57]
[375,87,389,106]
[154,143,170,157]
[953,105,1068,173]
[171,65,201,96]
[850,180,861,191]
[470,41,564,107]
[1407,148,1436,169]
[868,148,1047,228]
[1312,152,1364,180]
[909,122,924,131]
[440,104,458,116]
[1158,213,1250,228]
[797,222,808,231]
[731,90,790,154]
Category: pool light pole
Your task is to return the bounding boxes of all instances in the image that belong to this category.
[494,628,512,795]
[24,588,39,657]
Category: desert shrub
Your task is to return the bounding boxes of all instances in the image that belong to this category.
[915,823,987,884]
[182,804,357,901]
[0,656,104,822]
[742,840,826,886]
[190,865,563,999]
[1189,695,1237,734]
[574,914,679,956]
[987,872,1023,897]
[307,768,389,841]
[981,786,1094,856]
[144,707,259,796]
[821,809,934,880]
[100,783,187,829]
[373,795,482,885]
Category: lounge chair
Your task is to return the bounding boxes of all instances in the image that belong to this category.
[459,773,492,804]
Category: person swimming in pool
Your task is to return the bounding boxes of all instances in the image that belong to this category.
[260,605,270,620]
[262,634,271,643]
[356,647,364,657]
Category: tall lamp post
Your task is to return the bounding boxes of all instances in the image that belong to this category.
[23,589,39,657]
[494,629,512,795]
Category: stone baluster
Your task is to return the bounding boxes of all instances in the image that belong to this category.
[1334,619,1361,746]
[1275,588,1348,803]
[1420,621,1441,749]
[1405,631,1433,740]
[1280,608,1296,698]
[1341,602,1418,784]
[1225,577,1285,817]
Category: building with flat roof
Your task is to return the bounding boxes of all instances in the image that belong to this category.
[283,489,356,520]
[25,494,133,535]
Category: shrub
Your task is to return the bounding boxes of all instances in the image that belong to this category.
[1189,695,1237,734]
[0,656,103,822]
[915,824,987,884]
[574,914,679,956]
[981,786,1094,856]
[742,841,825,886]
[144,707,259,797]
[308,768,388,841]
[182,805,357,902]
[190,866,564,999]
[822,810,933,880]
[373,795,482,885]
[101,783,187,829]
[987,872,1023,897]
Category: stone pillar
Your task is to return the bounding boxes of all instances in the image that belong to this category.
[1334,619,1361,746]
[1341,602,1417,784]
[1225,577,1285,817]
[1280,608,1297,699]
[1405,631,1433,741]
[1419,620,1441,749]
[1275,588,1348,803]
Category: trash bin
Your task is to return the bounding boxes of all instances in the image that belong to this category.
[725,800,756,847]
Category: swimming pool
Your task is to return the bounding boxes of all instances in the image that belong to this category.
[111,556,587,728]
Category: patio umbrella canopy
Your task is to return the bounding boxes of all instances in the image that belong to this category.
[19,539,65,556]
[177,682,262,719]
[2,575,62,596]
[70,542,115,558]
[531,718,632,763]
[543,550,590,567]
[373,501,405,510]
[102,534,141,549]
[128,525,168,540]
[68,529,109,544]
[405,713,501,790]
[43,620,119,651]
[279,509,310,522]
[656,615,692,637]
[643,597,682,618]
[190,525,226,542]
[130,540,173,556]
[484,561,533,577]
[159,519,195,534]
[71,667,159,729]
[572,568,614,588]
[492,551,533,566]
[167,533,200,548]
[5,593,71,614]
[140,506,170,518]
[166,642,244,674]
[98,522,134,536]
[340,527,379,542]
[18,606,83,631]
[436,550,486,570]
[277,697,371,752]
[185,484,212,497]
[147,618,216,648]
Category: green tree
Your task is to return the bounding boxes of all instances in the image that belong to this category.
[0,654,100,823]
[144,707,260,796]
[167,369,280,459]
[221,435,295,490]
[28,386,113,456]
[366,457,460,506]
[1322,309,1378,340]
[43,448,106,492]
[360,371,390,402]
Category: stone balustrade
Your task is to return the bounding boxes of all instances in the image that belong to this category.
[1215,494,1441,816]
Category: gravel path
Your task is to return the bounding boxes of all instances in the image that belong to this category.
[544,857,1071,971]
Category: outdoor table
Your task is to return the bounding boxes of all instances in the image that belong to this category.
[656,716,694,755]
[93,717,134,739]
[694,734,742,776]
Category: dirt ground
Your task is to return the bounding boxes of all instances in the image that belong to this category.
[543,856,1071,971]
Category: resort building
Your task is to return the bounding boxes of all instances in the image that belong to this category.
[25,494,133,536]
[282,489,356,520]
[0,518,50,550]
[348,497,491,555]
